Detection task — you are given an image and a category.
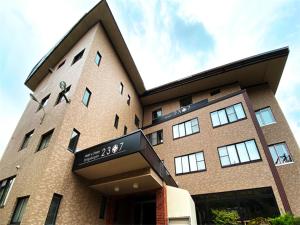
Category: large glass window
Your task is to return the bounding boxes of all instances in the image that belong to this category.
[10,196,29,224]
[211,103,246,127]
[255,107,276,127]
[0,176,15,207]
[218,139,261,167]
[45,194,62,225]
[68,129,80,153]
[146,130,163,146]
[152,108,162,122]
[37,129,54,152]
[269,143,293,166]
[20,130,34,150]
[82,88,91,107]
[172,118,199,139]
[175,152,206,175]
[95,51,102,66]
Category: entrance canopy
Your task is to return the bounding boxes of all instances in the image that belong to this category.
[73,130,177,195]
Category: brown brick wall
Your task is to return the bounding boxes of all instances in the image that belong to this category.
[247,84,300,216]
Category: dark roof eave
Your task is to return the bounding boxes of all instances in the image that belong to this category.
[142,47,289,97]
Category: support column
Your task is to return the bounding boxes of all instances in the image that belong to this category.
[156,186,168,225]
[105,198,115,225]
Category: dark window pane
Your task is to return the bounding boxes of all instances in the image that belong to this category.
[152,109,162,121]
[68,129,80,153]
[119,82,124,95]
[127,95,131,105]
[11,196,29,224]
[72,49,85,65]
[37,94,50,111]
[20,130,34,150]
[123,126,127,135]
[95,51,102,66]
[114,115,119,129]
[57,60,65,70]
[45,194,62,225]
[82,88,91,107]
[0,177,15,206]
[180,96,192,107]
[37,129,54,151]
[134,115,140,128]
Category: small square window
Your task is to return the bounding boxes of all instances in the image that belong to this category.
[72,49,85,65]
[37,129,54,152]
[95,51,102,66]
[82,88,91,107]
[10,196,29,224]
[152,108,162,122]
[127,95,131,105]
[135,115,140,128]
[255,107,276,127]
[179,96,192,108]
[119,82,124,95]
[37,94,50,111]
[68,129,80,153]
[114,114,119,129]
[269,143,293,166]
[20,130,34,150]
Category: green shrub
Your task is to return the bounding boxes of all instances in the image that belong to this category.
[211,209,240,225]
[294,217,300,225]
[248,217,271,225]
[269,214,295,225]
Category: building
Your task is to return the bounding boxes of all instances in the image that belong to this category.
[0,0,299,224]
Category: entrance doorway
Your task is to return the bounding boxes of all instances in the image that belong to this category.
[114,192,156,225]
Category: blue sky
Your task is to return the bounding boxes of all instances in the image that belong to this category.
[0,0,299,159]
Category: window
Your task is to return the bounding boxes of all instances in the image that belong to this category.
[146,130,163,146]
[10,196,29,224]
[119,82,124,95]
[210,89,220,96]
[134,115,140,128]
[175,152,206,175]
[55,86,71,105]
[68,129,80,153]
[172,118,199,139]
[45,194,62,225]
[152,108,162,122]
[57,60,65,70]
[211,103,246,127]
[218,139,261,167]
[37,94,50,111]
[37,129,54,152]
[99,196,107,219]
[255,107,276,127]
[269,143,293,166]
[123,126,127,135]
[72,49,85,65]
[114,114,119,129]
[95,51,102,66]
[20,130,34,150]
[82,88,91,107]
[0,176,15,207]
[127,95,131,105]
[180,96,192,108]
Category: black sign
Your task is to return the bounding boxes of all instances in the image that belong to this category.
[73,131,141,170]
